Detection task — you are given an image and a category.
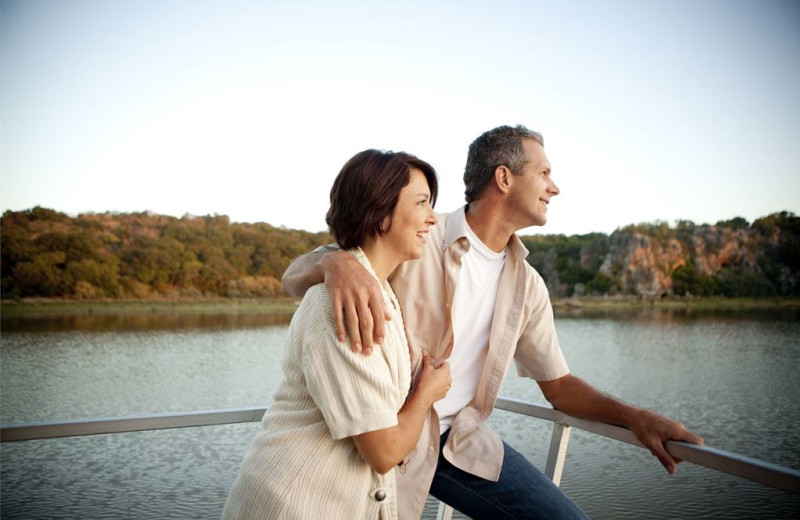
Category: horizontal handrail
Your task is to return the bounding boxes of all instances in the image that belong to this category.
[0,407,267,442]
[494,397,800,494]
[2,397,798,494]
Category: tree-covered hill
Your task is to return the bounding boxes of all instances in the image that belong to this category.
[2,207,797,300]
[1,207,331,299]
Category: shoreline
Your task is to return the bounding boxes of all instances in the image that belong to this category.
[2,296,799,317]
[0,298,301,316]
[550,295,800,312]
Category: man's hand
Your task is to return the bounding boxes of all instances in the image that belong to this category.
[539,374,704,474]
[630,409,704,474]
[321,250,391,355]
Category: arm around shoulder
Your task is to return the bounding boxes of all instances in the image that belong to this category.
[282,246,339,297]
[284,246,389,353]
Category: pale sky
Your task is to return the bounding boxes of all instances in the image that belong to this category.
[2,0,798,236]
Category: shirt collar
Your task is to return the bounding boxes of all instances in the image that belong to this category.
[443,205,530,260]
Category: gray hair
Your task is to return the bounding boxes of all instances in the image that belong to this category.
[463,125,544,203]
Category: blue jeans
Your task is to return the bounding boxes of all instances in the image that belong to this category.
[429,431,590,519]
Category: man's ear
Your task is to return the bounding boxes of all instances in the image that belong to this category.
[494,165,513,194]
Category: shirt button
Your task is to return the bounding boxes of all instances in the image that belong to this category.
[375,490,386,502]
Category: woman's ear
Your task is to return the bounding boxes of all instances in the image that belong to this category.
[380,214,392,234]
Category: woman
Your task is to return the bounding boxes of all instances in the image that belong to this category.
[222,150,451,519]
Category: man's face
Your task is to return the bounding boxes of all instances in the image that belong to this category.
[507,139,559,227]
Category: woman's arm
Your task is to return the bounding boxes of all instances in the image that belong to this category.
[352,352,450,474]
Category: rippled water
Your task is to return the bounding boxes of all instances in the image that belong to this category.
[2,309,798,519]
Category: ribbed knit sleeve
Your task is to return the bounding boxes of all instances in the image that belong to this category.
[303,324,402,439]
[300,288,401,440]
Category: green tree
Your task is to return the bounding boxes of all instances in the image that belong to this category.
[11,252,71,296]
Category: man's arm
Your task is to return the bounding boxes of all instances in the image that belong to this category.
[282,248,329,298]
[538,374,704,474]
[282,247,389,354]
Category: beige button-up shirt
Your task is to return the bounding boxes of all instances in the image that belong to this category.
[388,206,570,519]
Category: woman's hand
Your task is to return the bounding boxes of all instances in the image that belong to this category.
[416,351,451,405]
[352,351,450,474]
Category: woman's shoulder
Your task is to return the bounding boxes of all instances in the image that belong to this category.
[304,283,331,303]
[295,284,334,319]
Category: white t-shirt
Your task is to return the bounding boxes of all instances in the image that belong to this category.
[434,223,506,432]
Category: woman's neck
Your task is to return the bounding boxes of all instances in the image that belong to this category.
[359,239,399,282]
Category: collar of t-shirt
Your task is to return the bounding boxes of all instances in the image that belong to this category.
[464,221,506,262]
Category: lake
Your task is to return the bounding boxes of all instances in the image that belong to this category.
[1,308,798,519]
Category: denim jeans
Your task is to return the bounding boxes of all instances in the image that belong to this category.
[429,431,590,519]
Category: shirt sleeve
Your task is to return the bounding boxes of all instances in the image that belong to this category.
[313,243,341,253]
[514,266,570,381]
[303,324,400,440]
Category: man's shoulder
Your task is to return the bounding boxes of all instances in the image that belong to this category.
[504,249,549,300]
[430,211,448,240]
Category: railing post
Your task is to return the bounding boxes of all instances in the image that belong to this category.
[545,421,572,486]
[435,501,454,520]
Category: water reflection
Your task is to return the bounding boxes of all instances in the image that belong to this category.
[4,304,797,334]
[1,312,294,333]
[554,304,800,323]
[1,307,798,519]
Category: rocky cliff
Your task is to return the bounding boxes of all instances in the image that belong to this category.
[523,212,799,298]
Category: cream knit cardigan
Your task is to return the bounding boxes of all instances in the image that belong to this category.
[222,249,411,520]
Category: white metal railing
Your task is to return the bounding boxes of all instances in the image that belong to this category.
[495,397,800,494]
[2,396,798,519]
[0,406,267,442]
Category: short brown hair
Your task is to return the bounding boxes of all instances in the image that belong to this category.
[326,149,438,250]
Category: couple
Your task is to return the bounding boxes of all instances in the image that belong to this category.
[223,125,703,519]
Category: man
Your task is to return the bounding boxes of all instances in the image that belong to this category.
[282,125,703,519]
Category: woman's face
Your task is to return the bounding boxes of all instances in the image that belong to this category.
[382,168,438,262]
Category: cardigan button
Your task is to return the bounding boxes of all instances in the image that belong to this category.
[375,489,387,502]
